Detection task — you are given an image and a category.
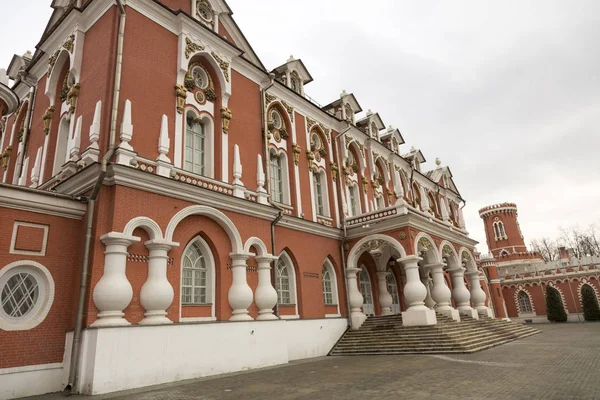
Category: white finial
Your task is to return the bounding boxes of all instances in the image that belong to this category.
[410,145,416,152]
[157,114,170,162]
[287,55,295,62]
[388,125,394,132]
[232,144,245,198]
[256,154,268,205]
[119,99,133,150]
[70,115,82,160]
[340,89,348,98]
[366,109,373,116]
[89,100,102,149]
[435,157,441,167]
[23,50,32,59]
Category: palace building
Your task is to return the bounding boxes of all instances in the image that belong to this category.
[0,1,495,398]
[478,203,600,323]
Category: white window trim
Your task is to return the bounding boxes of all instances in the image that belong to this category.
[277,251,299,318]
[347,183,361,217]
[52,115,71,177]
[179,236,216,322]
[0,260,55,331]
[359,265,375,316]
[9,222,49,256]
[270,148,291,206]
[183,109,215,179]
[312,168,330,218]
[322,259,340,318]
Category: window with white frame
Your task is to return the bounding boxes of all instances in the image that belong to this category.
[184,112,206,176]
[270,153,284,203]
[518,291,533,313]
[322,265,334,305]
[376,195,385,210]
[52,116,71,176]
[276,257,294,305]
[181,239,210,305]
[313,170,327,216]
[0,261,54,331]
[349,184,360,216]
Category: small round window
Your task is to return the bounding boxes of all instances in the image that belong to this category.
[197,4,213,21]
[191,66,209,90]
[2,273,39,318]
[311,131,322,149]
[270,109,283,130]
[0,262,54,331]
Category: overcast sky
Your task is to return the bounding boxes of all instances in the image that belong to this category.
[2,1,599,252]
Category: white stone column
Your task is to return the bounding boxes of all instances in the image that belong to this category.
[449,266,478,319]
[467,271,493,317]
[377,271,393,316]
[422,276,435,309]
[427,263,460,321]
[255,255,279,320]
[91,233,140,327]
[346,267,366,329]
[139,239,179,325]
[228,252,254,321]
[399,256,437,326]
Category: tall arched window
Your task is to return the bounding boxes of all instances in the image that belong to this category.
[322,266,334,305]
[270,154,283,203]
[375,195,385,210]
[313,170,326,216]
[276,252,299,318]
[181,240,208,304]
[518,291,533,313]
[52,116,71,176]
[349,184,360,216]
[276,259,291,304]
[498,221,506,238]
[386,269,401,314]
[184,111,205,175]
[359,266,374,316]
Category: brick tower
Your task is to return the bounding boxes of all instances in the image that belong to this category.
[479,202,533,259]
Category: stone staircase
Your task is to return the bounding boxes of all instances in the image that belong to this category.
[330,313,540,355]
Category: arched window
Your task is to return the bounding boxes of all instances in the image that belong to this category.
[498,222,506,238]
[313,170,328,217]
[359,266,374,316]
[181,239,211,305]
[349,184,360,216]
[184,111,205,175]
[375,195,385,210]
[493,223,500,239]
[270,153,283,203]
[290,72,302,94]
[276,255,297,305]
[52,116,71,176]
[322,266,334,305]
[518,291,533,313]
[386,269,401,314]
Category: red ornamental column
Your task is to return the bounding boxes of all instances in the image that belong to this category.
[482,259,507,318]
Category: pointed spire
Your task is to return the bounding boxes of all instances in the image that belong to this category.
[157,114,170,163]
[70,115,82,159]
[119,99,133,151]
[89,100,102,149]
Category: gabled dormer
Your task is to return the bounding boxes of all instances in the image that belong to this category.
[192,0,229,31]
[426,158,461,195]
[322,90,362,123]
[380,125,405,153]
[271,56,313,96]
[356,110,385,141]
[6,51,32,82]
[403,146,425,172]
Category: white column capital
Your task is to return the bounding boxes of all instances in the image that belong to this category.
[144,239,179,252]
[255,254,279,264]
[100,232,140,247]
[398,255,423,268]
[425,262,445,273]
[229,252,253,262]
[376,271,390,278]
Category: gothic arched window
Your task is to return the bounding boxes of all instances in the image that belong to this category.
[518,291,532,313]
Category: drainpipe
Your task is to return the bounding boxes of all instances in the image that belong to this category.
[334,124,352,325]
[65,0,126,393]
[270,210,283,317]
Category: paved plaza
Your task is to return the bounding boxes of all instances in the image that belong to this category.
[35,323,600,400]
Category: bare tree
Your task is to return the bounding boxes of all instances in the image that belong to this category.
[558,225,600,258]
[530,238,560,261]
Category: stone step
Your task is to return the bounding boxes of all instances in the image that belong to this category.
[330,315,541,356]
